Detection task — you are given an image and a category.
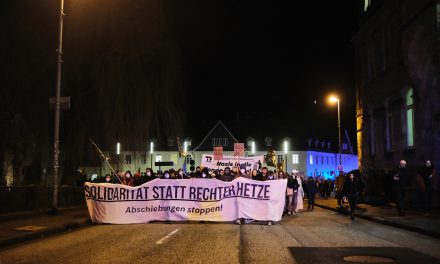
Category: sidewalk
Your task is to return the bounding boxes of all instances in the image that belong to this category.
[0,207,91,248]
[314,198,440,238]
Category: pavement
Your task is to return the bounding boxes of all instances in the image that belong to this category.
[0,198,439,250]
[0,207,91,248]
[314,197,440,239]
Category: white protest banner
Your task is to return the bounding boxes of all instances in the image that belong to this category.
[201,154,263,171]
[85,177,286,224]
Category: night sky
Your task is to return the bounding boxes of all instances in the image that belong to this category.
[1,0,360,152]
[171,1,360,147]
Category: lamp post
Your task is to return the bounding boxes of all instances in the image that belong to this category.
[116,142,121,171]
[52,0,65,214]
[329,96,342,166]
[284,140,288,173]
[150,141,154,170]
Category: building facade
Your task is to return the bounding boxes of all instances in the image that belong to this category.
[92,121,358,179]
[354,0,440,171]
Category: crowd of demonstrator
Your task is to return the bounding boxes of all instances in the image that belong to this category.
[82,166,341,224]
[80,158,436,223]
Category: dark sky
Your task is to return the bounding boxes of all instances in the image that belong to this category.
[169,1,360,147]
[1,0,360,152]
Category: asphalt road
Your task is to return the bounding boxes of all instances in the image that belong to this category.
[1,208,440,264]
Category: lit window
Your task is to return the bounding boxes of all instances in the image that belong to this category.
[168,137,175,147]
[406,88,415,147]
[364,0,371,12]
[186,155,192,164]
[292,154,299,164]
[309,155,313,165]
[125,154,132,164]
[155,155,162,162]
[264,137,272,147]
[277,155,284,163]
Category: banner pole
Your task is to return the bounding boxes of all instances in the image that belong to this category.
[89,138,123,184]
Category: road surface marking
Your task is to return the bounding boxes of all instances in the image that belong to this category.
[156,229,180,244]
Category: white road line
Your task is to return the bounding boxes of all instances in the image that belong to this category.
[156,229,180,244]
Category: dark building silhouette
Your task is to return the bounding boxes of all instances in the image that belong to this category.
[354,0,440,171]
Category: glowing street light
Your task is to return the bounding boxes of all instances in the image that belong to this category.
[150,141,154,169]
[184,141,188,153]
[116,142,121,155]
[284,139,289,173]
[328,95,342,166]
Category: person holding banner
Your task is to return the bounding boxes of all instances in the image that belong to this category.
[218,167,234,182]
[251,169,259,180]
[145,168,156,182]
[286,172,299,215]
[122,171,134,186]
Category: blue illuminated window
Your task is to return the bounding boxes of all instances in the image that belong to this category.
[405,88,415,147]
[309,155,313,165]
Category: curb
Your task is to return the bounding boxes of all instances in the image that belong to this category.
[0,218,92,248]
[314,203,440,239]
[0,206,87,223]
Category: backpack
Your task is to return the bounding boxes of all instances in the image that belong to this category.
[287,176,299,190]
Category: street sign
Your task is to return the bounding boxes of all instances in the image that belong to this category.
[234,143,245,157]
[49,96,70,110]
[155,162,174,167]
[214,146,223,160]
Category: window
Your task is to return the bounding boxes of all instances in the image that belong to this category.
[168,137,175,147]
[405,88,415,147]
[369,110,376,155]
[343,143,348,151]
[264,137,272,147]
[141,154,147,164]
[125,154,132,164]
[186,155,192,164]
[316,156,319,164]
[292,154,299,164]
[155,155,162,162]
[321,156,324,164]
[309,155,313,165]
[212,138,219,146]
[223,138,228,146]
[326,156,329,165]
[385,105,393,152]
[277,155,284,163]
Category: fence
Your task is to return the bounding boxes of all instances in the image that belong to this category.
[0,185,85,214]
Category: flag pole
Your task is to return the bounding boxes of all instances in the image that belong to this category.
[89,138,123,184]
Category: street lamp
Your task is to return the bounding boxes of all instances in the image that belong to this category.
[150,141,154,169]
[52,0,65,214]
[328,95,342,166]
[116,142,121,171]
